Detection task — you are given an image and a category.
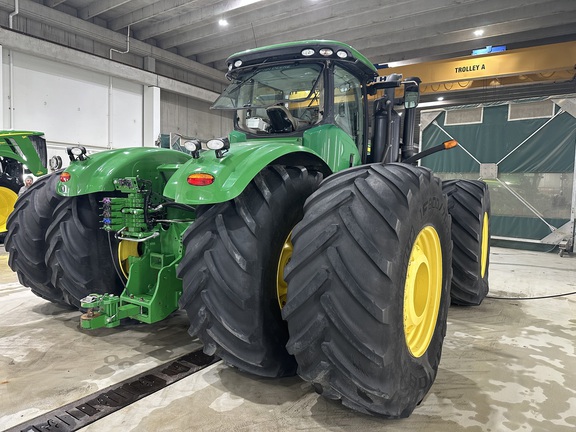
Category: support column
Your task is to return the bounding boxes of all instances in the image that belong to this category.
[143,85,160,147]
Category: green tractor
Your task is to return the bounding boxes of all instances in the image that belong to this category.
[0,131,48,241]
[6,41,490,418]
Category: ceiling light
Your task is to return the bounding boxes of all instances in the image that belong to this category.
[437,96,444,101]
[474,29,484,37]
[219,19,229,26]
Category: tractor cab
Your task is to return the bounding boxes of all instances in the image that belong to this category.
[212,41,378,159]
[212,40,424,167]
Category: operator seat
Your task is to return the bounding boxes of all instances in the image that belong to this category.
[266,105,299,133]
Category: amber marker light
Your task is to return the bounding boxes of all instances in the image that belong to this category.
[443,139,458,149]
[187,173,215,186]
[60,172,71,182]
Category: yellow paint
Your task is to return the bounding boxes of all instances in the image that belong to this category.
[380,41,576,94]
[404,226,442,358]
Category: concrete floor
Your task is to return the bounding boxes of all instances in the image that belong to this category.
[0,246,575,432]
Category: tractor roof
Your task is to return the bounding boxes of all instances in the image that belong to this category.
[226,40,378,81]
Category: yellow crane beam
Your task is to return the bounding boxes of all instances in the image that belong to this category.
[380,41,576,95]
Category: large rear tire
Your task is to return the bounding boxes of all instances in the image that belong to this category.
[442,180,490,306]
[177,165,322,378]
[45,194,124,307]
[282,163,452,418]
[5,173,66,304]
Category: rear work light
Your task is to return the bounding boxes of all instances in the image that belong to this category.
[187,173,215,186]
[60,172,71,182]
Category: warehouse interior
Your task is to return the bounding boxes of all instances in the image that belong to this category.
[1,1,576,431]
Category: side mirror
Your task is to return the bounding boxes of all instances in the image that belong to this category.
[403,77,421,109]
[404,89,419,109]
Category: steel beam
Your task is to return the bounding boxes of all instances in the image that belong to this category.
[79,0,132,20]
[109,0,196,31]
[0,28,220,103]
[0,0,228,84]
[45,0,67,7]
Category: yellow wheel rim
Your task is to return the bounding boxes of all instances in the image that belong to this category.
[0,186,18,233]
[276,233,293,309]
[118,241,139,278]
[480,212,489,278]
[404,226,442,358]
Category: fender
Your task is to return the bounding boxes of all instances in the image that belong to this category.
[57,147,192,196]
[302,124,362,172]
[164,140,327,204]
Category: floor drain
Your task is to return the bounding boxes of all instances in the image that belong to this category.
[6,350,219,432]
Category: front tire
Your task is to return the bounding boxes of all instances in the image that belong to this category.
[177,165,322,377]
[442,180,490,305]
[282,163,452,418]
[45,194,124,307]
[5,173,66,304]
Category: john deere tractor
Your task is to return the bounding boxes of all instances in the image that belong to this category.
[0,131,48,241]
[6,40,490,418]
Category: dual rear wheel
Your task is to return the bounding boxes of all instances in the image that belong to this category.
[179,163,454,417]
[443,180,491,305]
[6,172,123,307]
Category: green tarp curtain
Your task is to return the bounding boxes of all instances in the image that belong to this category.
[420,100,576,245]
[421,106,576,173]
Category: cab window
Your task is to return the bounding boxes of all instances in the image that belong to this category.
[333,66,364,146]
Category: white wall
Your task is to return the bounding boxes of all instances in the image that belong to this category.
[1,47,233,169]
[2,50,143,154]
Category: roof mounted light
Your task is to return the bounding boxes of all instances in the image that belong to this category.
[206,138,225,150]
[336,50,348,59]
[184,140,200,152]
[319,48,333,56]
[66,145,87,162]
[206,137,230,158]
[301,48,315,57]
[184,139,201,159]
[233,59,243,68]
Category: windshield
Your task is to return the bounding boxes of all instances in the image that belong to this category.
[212,63,324,134]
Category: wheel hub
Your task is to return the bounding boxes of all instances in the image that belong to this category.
[276,233,293,309]
[118,240,139,278]
[481,212,489,278]
[0,186,18,232]
[404,226,442,358]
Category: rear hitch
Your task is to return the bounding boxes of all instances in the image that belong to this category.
[80,294,140,329]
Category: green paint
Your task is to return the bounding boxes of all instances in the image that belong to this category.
[57,147,191,196]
